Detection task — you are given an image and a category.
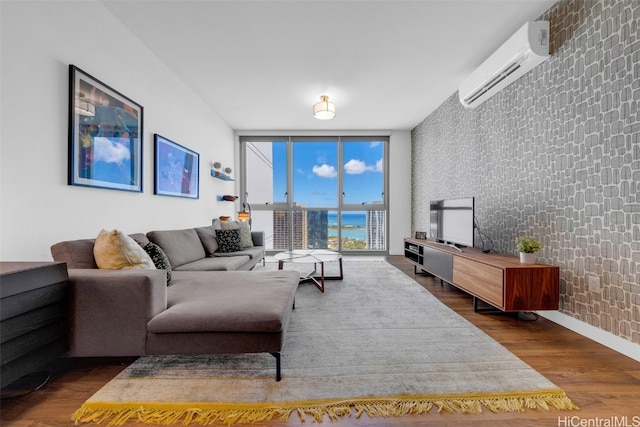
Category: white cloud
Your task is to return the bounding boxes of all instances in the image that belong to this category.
[94,137,130,164]
[344,159,368,174]
[344,158,384,174]
[312,164,337,178]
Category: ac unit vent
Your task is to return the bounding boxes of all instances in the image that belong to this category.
[459,21,550,108]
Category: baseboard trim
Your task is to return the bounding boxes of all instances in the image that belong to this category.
[537,311,640,362]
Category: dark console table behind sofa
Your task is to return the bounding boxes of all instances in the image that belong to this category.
[0,262,69,388]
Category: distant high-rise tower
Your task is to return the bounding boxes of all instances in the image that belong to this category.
[272,208,289,250]
[292,209,306,249]
[366,208,385,250]
[272,203,308,249]
[306,210,328,248]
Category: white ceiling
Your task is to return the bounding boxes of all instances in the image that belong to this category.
[102,0,557,131]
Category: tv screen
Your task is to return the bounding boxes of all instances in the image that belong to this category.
[430,197,475,248]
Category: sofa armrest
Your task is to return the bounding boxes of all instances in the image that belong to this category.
[251,231,265,246]
[66,269,167,357]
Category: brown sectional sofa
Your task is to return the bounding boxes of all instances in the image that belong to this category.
[50,225,300,380]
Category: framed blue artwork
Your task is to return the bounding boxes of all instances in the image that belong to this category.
[68,65,143,192]
[154,134,199,199]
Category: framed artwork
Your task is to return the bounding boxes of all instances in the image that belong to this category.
[154,134,200,199]
[68,65,143,192]
[415,231,427,240]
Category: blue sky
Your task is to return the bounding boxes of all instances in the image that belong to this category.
[273,141,383,207]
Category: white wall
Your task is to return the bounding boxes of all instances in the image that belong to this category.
[0,0,237,261]
[388,130,411,255]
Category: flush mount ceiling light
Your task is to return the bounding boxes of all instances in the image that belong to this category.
[313,95,336,120]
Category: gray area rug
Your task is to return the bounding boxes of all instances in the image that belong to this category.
[73,259,576,425]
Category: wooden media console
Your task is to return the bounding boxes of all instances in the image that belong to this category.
[404,238,559,312]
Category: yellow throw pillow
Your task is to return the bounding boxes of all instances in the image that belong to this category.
[94,229,156,270]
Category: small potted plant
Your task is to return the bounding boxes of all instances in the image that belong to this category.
[515,236,542,264]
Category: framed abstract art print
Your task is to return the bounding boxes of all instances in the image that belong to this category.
[68,65,143,192]
[154,134,200,199]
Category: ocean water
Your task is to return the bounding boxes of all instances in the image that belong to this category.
[328,213,366,239]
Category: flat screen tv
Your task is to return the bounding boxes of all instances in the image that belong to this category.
[429,197,475,248]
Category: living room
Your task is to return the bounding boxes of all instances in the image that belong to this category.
[1,0,639,425]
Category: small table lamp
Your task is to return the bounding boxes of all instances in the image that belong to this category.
[237,202,252,228]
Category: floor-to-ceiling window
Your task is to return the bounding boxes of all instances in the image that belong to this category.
[240,136,388,254]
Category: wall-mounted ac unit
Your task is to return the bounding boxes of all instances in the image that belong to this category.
[459,21,549,108]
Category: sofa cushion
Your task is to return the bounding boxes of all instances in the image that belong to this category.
[148,270,300,333]
[215,229,242,253]
[142,242,173,285]
[51,239,98,269]
[147,228,206,268]
[213,246,263,261]
[130,233,150,246]
[194,226,218,255]
[94,229,156,270]
[221,220,253,247]
[172,255,250,271]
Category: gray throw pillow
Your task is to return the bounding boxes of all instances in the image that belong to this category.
[195,226,219,255]
[215,229,242,253]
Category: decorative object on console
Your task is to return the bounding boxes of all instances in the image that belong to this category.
[217,195,237,201]
[515,236,542,264]
[415,231,427,240]
[154,134,199,199]
[68,65,143,193]
[313,95,336,120]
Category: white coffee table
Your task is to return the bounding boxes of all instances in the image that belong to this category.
[273,249,343,293]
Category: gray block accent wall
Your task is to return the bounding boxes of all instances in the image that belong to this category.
[411,0,639,345]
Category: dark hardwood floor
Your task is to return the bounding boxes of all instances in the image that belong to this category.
[2,255,639,426]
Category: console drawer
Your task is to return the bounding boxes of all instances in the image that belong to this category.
[453,257,503,308]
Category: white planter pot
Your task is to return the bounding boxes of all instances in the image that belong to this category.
[519,252,536,264]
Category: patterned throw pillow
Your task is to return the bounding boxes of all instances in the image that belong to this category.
[220,220,254,248]
[215,229,242,253]
[142,242,172,285]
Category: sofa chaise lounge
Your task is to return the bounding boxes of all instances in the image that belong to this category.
[50,225,300,380]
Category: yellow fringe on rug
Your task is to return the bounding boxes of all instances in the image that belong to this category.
[72,390,578,426]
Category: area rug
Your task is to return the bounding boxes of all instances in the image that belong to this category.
[72,259,577,425]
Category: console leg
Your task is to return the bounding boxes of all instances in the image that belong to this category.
[473,297,503,313]
[413,265,429,275]
[270,352,281,381]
